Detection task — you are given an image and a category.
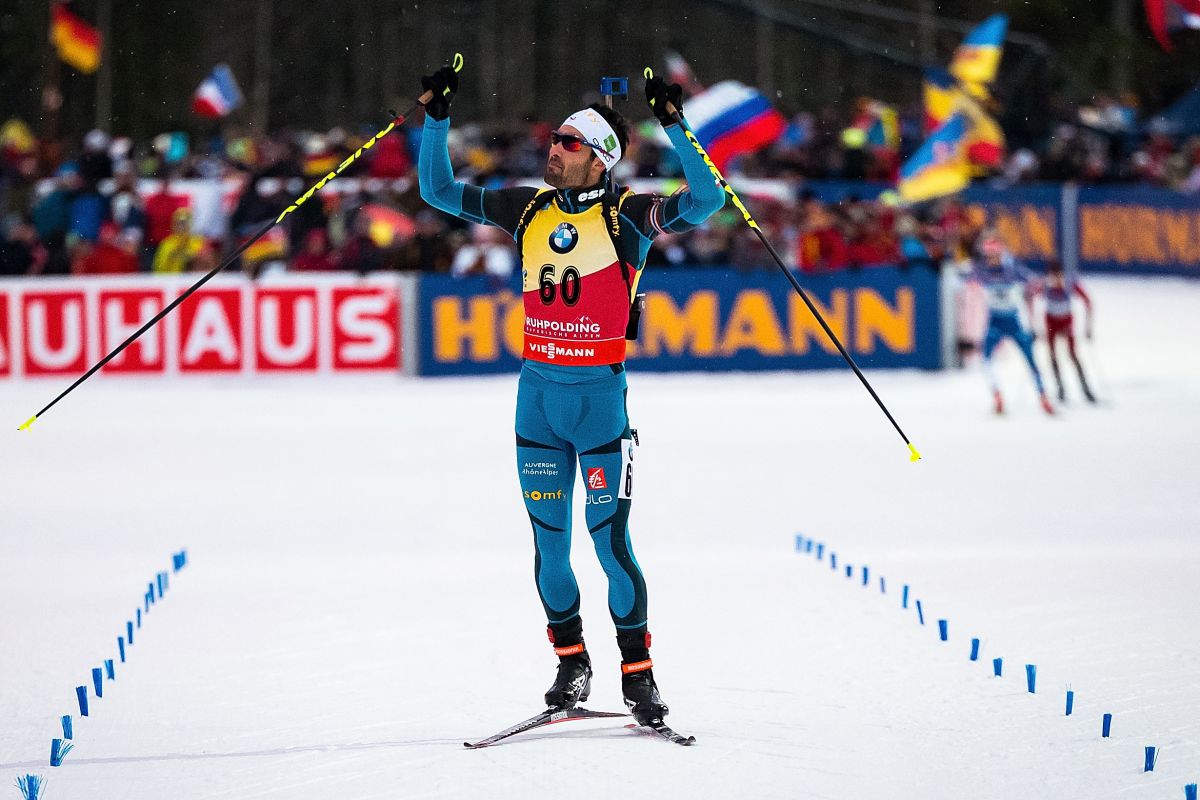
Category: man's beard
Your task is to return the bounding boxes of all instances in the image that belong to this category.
[544,158,588,189]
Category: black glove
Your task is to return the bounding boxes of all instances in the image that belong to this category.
[421,66,458,121]
[645,76,683,127]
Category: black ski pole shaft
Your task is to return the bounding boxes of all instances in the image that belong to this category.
[644,68,921,461]
[18,54,464,432]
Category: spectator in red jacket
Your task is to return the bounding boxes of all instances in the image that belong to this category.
[143,176,189,248]
[292,228,337,272]
[795,202,848,273]
[74,222,139,275]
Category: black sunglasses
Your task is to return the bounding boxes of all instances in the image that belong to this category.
[550,130,609,156]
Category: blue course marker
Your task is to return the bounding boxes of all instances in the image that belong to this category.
[49,739,72,767]
[105,659,115,680]
[831,553,838,570]
[806,540,813,554]
[16,774,43,800]
[92,667,103,698]
[118,635,126,663]
[136,608,141,628]
[1145,746,1158,772]
[1025,664,1037,693]
[1102,713,1113,738]
[127,620,134,645]
[816,543,824,560]
[1066,690,1074,716]
[993,657,1003,677]
[862,566,869,587]
[938,619,948,641]
[61,715,72,740]
[75,686,88,717]
[1184,783,1196,800]
[902,585,909,609]
[916,600,925,625]
[880,576,886,594]
[970,638,980,661]
[846,564,853,578]
[795,534,804,552]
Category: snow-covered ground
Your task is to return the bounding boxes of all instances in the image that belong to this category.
[2,275,1197,800]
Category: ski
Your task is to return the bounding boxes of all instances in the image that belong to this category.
[627,719,697,746]
[464,707,629,749]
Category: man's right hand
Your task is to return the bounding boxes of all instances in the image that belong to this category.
[421,66,458,121]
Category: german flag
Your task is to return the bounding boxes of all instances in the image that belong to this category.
[51,4,102,74]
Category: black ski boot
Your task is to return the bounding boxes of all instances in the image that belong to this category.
[544,620,592,710]
[618,628,668,725]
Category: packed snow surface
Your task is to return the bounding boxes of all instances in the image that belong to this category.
[2,276,1197,799]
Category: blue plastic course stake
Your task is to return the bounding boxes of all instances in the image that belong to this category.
[816,543,824,560]
[136,608,141,627]
[795,534,804,552]
[127,620,134,645]
[157,573,165,597]
[1185,783,1196,800]
[1025,664,1037,693]
[970,638,980,661]
[938,619,948,641]
[1066,690,1074,716]
[880,576,886,593]
[916,600,925,625]
[75,686,88,717]
[1145,746,1158,772]
[902,585,909,609]
[118,635,126,663]
[16,774,44,800]
[61,715,72,740]
[49,739,72,767]
[846,564,853,578]
[105,659,114,680]
[806,540,813,553]
[993,657,1003,677]
[831,553,837,569]
[1102,713,1113,737]
[862,566,869,586]
[92,667,103,698]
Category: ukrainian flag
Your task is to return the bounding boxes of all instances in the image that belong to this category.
[923,68,960,132]
[898,113,971,203]
[949,15,1007,94]
[923,68,1005,171]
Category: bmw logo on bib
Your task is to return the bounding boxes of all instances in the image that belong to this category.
[549,223,578,254]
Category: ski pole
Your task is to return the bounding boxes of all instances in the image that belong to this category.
[643,67,921,461]
[17,54,464,432]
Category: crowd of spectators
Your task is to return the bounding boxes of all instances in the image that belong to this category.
[0,91,1195,279]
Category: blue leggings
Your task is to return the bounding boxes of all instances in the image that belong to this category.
[515,366,647,631]
[983,313,1045,394]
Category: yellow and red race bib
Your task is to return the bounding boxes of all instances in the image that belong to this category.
[520,195,635,366]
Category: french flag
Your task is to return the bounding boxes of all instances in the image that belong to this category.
[682,81,787,173]
[192,64,244,119]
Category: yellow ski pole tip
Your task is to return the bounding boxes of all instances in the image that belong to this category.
[908,443,922,462]
[18,415,36,432]
[643,67,654,79]
[452,52,464,72]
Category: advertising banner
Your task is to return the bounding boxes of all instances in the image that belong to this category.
[0,274,400,379]
[417,265,942,376]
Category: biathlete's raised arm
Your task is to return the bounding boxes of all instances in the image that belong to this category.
[417,66,724,248]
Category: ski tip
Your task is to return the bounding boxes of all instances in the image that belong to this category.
[908,442,922,462]
[18,415,36,432]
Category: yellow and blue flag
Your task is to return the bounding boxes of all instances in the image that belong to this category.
[898,113,971,203]
[949,14,1007,92]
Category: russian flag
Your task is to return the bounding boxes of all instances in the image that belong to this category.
[898,113,971,203]
[192,64,244,119]
[949,14,1008,90]
[681,81,787,173]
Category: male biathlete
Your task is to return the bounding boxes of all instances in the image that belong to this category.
[417,65,723,727]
